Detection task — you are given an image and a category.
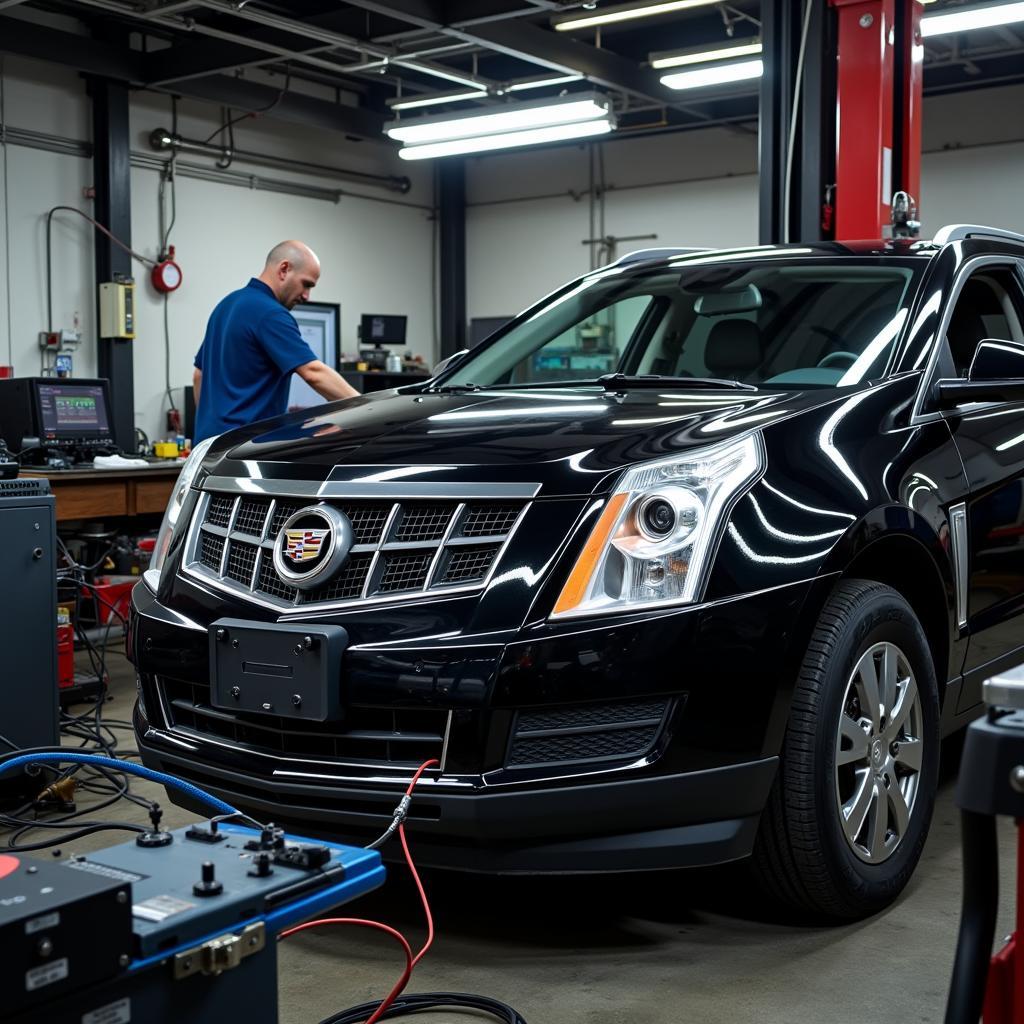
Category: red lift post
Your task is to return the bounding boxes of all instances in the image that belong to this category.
[829,0,923,238]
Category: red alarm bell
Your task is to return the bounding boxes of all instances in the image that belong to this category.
[152,245,183,293]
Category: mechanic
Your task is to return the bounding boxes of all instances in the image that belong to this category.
[192,240,359,442]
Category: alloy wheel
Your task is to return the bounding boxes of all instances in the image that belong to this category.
[834,641,924,864]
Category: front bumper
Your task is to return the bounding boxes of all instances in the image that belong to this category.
[131,574,821,872]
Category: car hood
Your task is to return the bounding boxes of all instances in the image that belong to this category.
[206,385,849,498]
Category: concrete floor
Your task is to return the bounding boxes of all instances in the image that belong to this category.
[7,649,1014,1024]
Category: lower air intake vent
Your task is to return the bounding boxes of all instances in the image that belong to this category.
[505,699,672,769]
[156,675,448,768]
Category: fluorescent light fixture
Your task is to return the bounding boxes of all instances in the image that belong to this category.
[660,58,763,91]
[398,118,613,160]
[921,1,1024,36]
[504,74,585,93]
[388,89,487,111]
[554,0,719,32]
[385,93,611,145]
[650,40,762,70]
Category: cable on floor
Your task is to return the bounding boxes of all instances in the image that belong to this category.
[280,759,528,1024]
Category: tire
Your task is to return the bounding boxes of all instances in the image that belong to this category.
[752,578,940,920]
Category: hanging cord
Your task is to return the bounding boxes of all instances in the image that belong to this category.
[45,206,156,333]
[1,56,12,371]
[163,293,175,415]
[202,67,291,148]
[783,0,814,244]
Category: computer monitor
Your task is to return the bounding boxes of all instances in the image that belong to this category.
[469,317,512,348]
[35,380,113,442]
[359,314,407,347]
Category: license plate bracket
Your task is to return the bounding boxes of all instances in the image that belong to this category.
[209,618,347,722]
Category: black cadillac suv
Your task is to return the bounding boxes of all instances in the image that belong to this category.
[131,224,1024,918]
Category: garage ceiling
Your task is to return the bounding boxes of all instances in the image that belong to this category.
[2,0,1023,142]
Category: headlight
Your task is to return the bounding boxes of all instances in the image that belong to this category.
[148,435,219,587]
[551,433,765,619]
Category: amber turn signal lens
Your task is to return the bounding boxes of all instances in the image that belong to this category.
[552,492,628,617]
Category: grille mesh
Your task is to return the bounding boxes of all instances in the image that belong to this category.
[506,699,670,769]
[270,502,304,539]
[225,541,258,586]
[395,504,453,543]
[256,558,297,602]
[299,553,374,604]
[234,499,266,537]
[193,492,525,608]
[507,727,659,767]
[378,552,433,593]
[518,701,668,733]
[207,496,234,528]
[441,545,500,584]
[200,534,225,570]
[461,504,521,537]
[339,504,391,545]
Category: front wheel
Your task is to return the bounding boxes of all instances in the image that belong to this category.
[753,579,940,919]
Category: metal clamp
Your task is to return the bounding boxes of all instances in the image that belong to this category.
[173,921,265,979]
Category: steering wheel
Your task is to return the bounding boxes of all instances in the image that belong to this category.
[816,350,858,369]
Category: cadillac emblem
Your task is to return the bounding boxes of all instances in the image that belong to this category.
[284,528,329,563]
[272,505,353,590]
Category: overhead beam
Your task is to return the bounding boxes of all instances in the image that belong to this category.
[0,17,144,79]
[0,15,385,138]
[340,2,679,106]
[143,37,306,86]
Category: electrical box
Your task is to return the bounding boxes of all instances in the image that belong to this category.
[99,281,135,339]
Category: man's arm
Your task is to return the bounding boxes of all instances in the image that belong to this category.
[296,360,360,401]
[192,367,202,407]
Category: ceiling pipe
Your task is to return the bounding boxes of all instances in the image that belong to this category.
[149,128,412,193]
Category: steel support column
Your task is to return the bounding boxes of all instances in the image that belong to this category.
[831,0,897,239]
[89,77,135,452]
[758,0,798,244]
[797,1,838,243]
[438,160,466,359]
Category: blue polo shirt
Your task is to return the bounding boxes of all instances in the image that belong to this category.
[193,278,318,442]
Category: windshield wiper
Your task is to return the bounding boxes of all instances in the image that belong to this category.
[425,383,483,393]
[597,373,757,391]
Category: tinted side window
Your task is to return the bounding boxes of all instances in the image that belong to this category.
[946,267,1024,377]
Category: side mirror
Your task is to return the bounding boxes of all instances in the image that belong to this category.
[934,338,1024,407]
[431,348,469,378]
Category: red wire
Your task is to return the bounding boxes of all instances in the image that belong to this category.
[279,757,439,1024]
[278,918,413,1022]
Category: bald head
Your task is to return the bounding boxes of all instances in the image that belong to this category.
[259,240,321,308]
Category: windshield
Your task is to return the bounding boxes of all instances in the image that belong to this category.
[445,258,921,390]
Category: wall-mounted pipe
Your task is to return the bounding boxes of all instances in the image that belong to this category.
[149,128,412,193]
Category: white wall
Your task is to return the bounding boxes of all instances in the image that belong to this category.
[466,83,1024,325]
[0,55,436,445]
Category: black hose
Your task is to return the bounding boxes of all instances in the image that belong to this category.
[945,809,1000,1024]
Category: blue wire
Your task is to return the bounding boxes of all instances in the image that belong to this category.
[0,753,238,816]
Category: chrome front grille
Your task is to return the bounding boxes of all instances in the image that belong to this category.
[184,488,529,611]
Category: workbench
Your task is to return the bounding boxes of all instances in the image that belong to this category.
[20,464,181,523]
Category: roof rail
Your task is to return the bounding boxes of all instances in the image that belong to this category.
[611,247,709,266]
[932,224,1024,246]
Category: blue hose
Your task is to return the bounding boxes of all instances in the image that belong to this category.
[0,753,239,816]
